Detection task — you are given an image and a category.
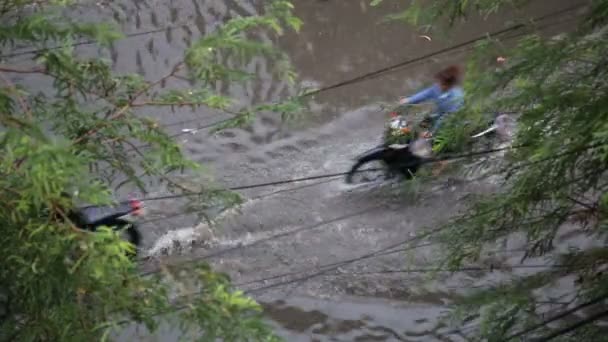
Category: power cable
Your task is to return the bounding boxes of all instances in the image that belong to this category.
[185,237,582,297]
[0,19,193,60]
[161,259,580,331]
[136,156,510,275]
[152,4,583,135]
[139,177,338,225]
[139,143,520,202]
[138,203,388,276]
[533,309,608,342]
[129,10,577,159]
[5,3,601,336]
[138,137,607,235]
[0,2,582,174]
[1,3,583,139]
[241,225,448,294]
[136,188,602,335]
[230,176,604,292]
[299,3,586,99]
[237,244,534,289]
[137,160,493,274]
[1,2,583,62]
[505,294,608,341]
[237,261,579,309]
[128,148,508,232]
[136,139,607,277]
[81,2,608,224]
[238,238,576,294]
[152,241,434,305]
[137,125,585,223]
[119,5,604,336]
[323,263,572,277]
[138,232,604,336]
[138,137,492,224]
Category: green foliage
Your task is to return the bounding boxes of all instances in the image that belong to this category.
[160,265,281,342]
[429,111,478,153]
[370,0,525,27]
[0,0,301,340]
[374,0,608,340]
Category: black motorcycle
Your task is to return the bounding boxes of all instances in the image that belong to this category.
[66,198,144,255]
[345,111,429,184]
[345,110,515,184]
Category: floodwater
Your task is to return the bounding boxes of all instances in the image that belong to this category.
[4,0,592,340]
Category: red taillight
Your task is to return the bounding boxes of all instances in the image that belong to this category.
[129,199,143,216]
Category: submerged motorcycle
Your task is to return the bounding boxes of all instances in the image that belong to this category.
[67,198,144,255]
[345,109,515,184]
[345,111,427,184]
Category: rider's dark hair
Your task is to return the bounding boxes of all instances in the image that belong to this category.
[435,65,463,88]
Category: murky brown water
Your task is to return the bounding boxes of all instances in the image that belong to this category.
[5,0,590,340]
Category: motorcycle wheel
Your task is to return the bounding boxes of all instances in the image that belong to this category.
[345,159,389,184]
[114,219,142,257]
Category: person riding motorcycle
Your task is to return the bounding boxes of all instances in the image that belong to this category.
[399,65,464,138]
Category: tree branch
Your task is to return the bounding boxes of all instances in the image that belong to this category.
[53,204,87,235]
[0,65,46,74]
[0,72,32,120]
[73,63,184,144]
[131,101,213,107]
[116,138,195,196]
[566,196,598,212]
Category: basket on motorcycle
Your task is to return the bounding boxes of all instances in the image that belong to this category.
[382,105,430,146]
[383,118,418,146]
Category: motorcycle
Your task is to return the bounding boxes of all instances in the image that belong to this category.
[67,198,144,255]
[345,111,427,184]
[345,109,516,184]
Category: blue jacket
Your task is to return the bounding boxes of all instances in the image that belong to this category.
[408,84,464,131]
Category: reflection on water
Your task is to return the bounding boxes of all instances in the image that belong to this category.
[264,296,457,342]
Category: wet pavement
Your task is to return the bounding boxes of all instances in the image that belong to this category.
[4,0,590,340]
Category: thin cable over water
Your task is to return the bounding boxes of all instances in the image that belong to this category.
[139,143,520,202]
[533,309,608,342]
[154,4,584,134]
[505,294,608,341]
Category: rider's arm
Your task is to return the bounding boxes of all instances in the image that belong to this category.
[401,85,439,105]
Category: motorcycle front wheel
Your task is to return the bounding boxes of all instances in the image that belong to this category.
[114,219,142,257]
[345,159,388,184]
[345,153,391,184]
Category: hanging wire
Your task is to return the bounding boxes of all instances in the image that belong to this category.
[139,143,520,202]
[505,294,608,340]
[3,3,601,340]
[136,160,507,275]
[1,3,585,139]
[152,4,584,134]
[136,139,608,276]
[533,308,608,342]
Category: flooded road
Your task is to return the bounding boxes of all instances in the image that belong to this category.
[131,1,584,340]
[6,0,590,340]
